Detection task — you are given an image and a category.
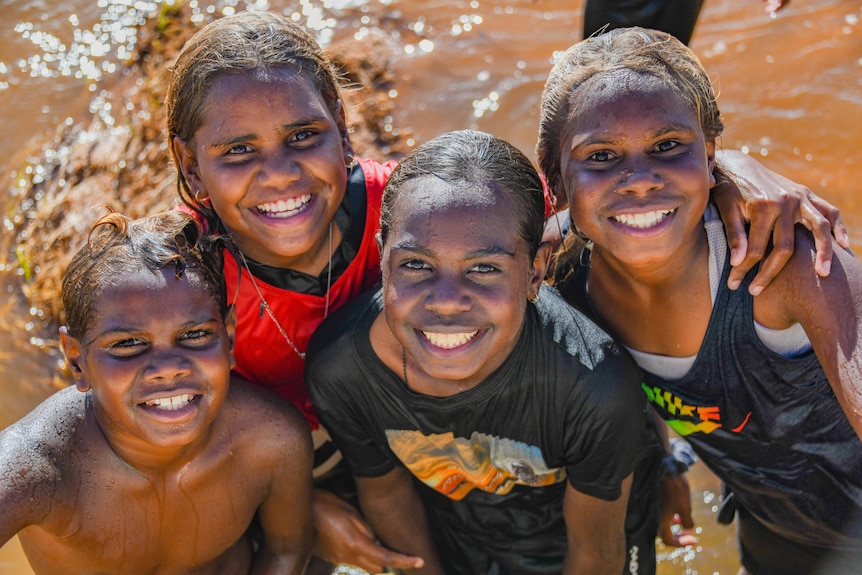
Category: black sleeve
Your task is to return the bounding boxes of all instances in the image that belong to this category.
[561,344,658,501]
[306,296,397,478]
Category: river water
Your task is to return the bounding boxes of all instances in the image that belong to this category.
[1,0,860,573]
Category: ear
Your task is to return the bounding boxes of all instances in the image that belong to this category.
[60,326,90,393]
[529,242,554,300]
[224,305,237,370]
[706,139,717,188]
[334,100,355,165]
[171,136,208,200]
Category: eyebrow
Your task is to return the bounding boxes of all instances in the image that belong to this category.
[207,114,332,149]
[390,242,516,259]
[84,318,221,344]
[208,134,256,149]
[570,124,697,150]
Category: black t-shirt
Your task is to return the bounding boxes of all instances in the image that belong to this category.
[306,284,661,570]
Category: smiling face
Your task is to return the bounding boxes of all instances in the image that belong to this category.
[173,68,353,273]
[380,176,546,393]
[61,267,235,454]
[560,71,715,269]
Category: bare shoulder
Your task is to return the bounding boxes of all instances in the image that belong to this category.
[218,376,312,456]
[0,387,90,540]
[0,387,89,478]
[759,227,861,325]
[769,227,858,288]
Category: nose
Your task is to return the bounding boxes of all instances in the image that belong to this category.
[424,274,472,316]
[257,149,301,188]
[143,350,193,383]
[616,159,664,196]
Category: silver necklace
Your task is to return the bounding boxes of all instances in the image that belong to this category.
[236,221,334,360]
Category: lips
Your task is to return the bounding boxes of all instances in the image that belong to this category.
[141,393,197,411]
[612,208,675,229]
[422,330,479,350]
[256,194,312,218]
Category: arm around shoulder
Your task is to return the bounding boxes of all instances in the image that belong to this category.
[712,149,848,292]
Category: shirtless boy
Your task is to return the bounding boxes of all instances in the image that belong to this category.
[0,210,313,574]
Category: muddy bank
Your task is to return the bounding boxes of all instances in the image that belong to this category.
[2,3,409,348]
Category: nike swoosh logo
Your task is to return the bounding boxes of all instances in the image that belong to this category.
[731,411,752,433]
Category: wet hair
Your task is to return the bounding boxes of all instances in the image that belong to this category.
[379,129,546,258]
[166,10,347,232]
[62,209,227,340]
[536,26,723,202]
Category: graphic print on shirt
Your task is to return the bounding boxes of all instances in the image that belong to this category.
[385,429,566,500]
[641,383,752,437]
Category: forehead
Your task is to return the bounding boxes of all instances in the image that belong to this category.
[201,68,328,120]
[565,70,699,134]
[88,267,220,332]
[387,176,522,247]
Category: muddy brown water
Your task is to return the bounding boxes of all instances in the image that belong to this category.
[1,1,860,573]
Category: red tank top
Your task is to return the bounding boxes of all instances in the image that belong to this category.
[226,158,395,429]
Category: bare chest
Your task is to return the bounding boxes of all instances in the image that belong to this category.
[595,280,713,358]
[21,456,267,574]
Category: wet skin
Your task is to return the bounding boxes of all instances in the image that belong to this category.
[63,267,234,461]
[557,73,717,359]
[560,73,715,279]
[172,68,354,275]
[0,268,314,574]
[373,176,547,396]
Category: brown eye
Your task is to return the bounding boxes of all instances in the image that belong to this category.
[656,140,679,153]
[589,150,612,162]
[403,260,429,271]
[226,143,254,155]
[107,338,148,357]
[180,329,215,346]
[469,263,498,274]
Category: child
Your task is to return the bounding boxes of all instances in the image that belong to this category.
[0,210,314,574]
[538,27,862,574]
[164,9,845,571]
[306,129,664,575]
[166,11,418,571]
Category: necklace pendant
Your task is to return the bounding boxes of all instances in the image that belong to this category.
[259,301,266,318]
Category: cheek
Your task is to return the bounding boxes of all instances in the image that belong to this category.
[492,300,528,345]
[566,189,594,230]
[382,283,412,322]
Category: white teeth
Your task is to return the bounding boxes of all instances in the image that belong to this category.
[256,194,312,218]
[144,394,193,411]
[613,209,675,229]
[422,331,479,350]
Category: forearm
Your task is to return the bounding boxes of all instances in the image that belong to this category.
[249,545,311,575]
[562,478,630,575]
[713,148,758,184]
[563,540,625,575]
[356,469,444,574]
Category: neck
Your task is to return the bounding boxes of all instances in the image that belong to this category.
[232,220,341,277]
[584,228,712,355]
[401,347,469,397]
[589,227,709,294]
[369,312,471,398]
